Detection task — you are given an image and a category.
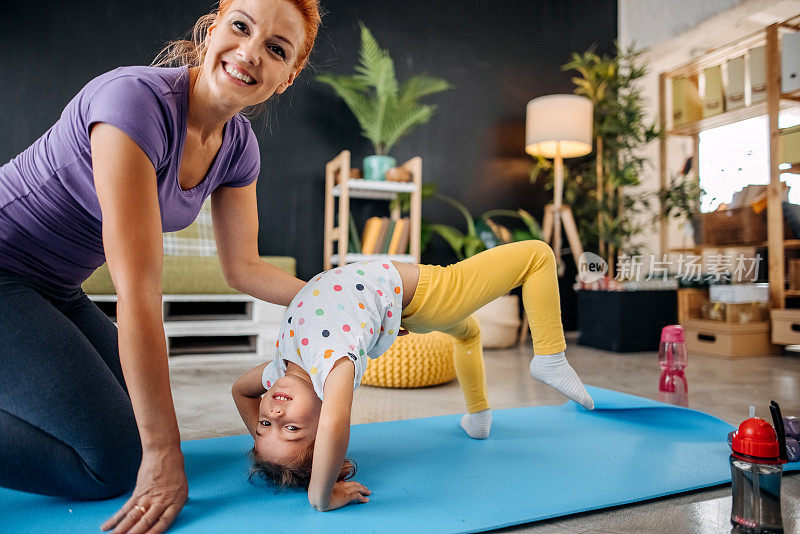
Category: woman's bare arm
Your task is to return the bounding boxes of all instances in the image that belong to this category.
[91,122,188,534]
[210,184,306,306]
[231,363,269,438]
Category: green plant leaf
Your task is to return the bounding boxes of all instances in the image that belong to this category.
[316,74,379,146]
[516,209,542,240]
[315,22,451,155]
[398,75,451,107]
[382,104,435,154]
[464,235,487,258]
[428,223,466,260]
[434,194,476,237]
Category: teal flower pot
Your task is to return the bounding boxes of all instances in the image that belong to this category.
[362,155,396,181]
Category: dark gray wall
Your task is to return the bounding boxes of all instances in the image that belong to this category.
[0,1,616,323]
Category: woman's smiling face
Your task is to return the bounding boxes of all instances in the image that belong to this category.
[203,0,306,110]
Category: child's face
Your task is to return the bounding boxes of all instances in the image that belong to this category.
[255,375,322,464]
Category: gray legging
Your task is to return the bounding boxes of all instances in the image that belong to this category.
[0,271,141,499]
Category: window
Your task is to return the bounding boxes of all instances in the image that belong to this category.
[699,110,800,211]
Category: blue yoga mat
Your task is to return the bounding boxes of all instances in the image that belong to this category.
[2,386,797,533]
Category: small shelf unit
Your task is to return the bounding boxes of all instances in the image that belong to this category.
[88,293,285,362]
[323,150,422,270]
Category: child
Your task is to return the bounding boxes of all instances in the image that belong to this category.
[232,240,594,511]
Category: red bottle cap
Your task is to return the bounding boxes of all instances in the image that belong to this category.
[660,325,685,343]
[731,417,781,461]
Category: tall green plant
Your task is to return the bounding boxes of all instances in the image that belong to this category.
[316,23,451,155]
[531,43,660,273]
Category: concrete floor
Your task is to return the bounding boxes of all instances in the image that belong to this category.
[169,332,800,533]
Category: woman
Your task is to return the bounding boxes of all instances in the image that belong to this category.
[0,0,321,532]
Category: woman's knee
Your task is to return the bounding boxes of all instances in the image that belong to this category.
[79,412,142,499]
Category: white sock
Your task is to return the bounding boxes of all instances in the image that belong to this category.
[460,409,492,439]
[530,351,594,410]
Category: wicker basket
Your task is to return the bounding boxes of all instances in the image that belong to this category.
[362,332,455,388]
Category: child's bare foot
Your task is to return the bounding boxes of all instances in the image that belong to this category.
[530,352,594,410]
[460,409,492,439]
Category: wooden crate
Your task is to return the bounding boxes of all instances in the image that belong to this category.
[684,319,780,358]
[89,294,284,360]
[701,208,766,245]
[770,309,800,345]
[699,301,770,323]
[789,259,800,291]
[677,288,708,325]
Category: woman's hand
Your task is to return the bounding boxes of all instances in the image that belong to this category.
[101,446,188,534]
[325,480,371,510]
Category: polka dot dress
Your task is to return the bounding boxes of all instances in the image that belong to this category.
[262,260,404,400]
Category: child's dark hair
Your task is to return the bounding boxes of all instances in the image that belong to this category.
[248,441,357,489]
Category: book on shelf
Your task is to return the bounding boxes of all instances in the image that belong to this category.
[372,217,390,254]
[380,218,396,253]
[359,217,411,256]
[360,217,383,254]
[348,212,361,253]
[387,218,409,254]
[397,219,410,255]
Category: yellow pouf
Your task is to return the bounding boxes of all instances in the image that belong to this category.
[363,332,455,388]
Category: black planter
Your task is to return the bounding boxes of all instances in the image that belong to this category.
[577,290,678,352]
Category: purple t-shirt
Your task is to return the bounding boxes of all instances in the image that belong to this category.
[0,65,260,289]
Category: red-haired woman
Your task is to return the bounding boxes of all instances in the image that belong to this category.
[0,1,321,532]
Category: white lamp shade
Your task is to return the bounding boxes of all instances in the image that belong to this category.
[525,94,593,158]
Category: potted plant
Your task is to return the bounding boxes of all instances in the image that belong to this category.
[545,45,676,352]
[316,23,451,180]
[658,156,705,243]
[544,44,661,272]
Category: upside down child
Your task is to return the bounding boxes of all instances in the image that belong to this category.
[232,240,594,511]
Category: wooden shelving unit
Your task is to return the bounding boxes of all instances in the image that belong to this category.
[659,14,800,311]
[88,294,284,362]
[323,150,422,270]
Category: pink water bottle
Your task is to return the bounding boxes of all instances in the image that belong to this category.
[658,325,688,407]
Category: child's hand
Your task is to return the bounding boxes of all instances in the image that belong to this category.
[327,480,371,510]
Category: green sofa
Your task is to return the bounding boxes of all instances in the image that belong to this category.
[82,256,296,295]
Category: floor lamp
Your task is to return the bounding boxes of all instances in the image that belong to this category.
[525,94,593,273]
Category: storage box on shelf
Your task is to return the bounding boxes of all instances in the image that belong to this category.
[770,309,800,345]
[681,282,779,357]
[659,14,800,320]
[82,256,295,362]
[323,150,421,269]
[684,319,780,358]
[678,288,708,325]
[700,207,766,245]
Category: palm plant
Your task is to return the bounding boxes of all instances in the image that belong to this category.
[316,23,451,156]
[531,44,660,275]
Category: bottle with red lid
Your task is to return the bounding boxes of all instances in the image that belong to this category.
[729,401,788,533]
[658,325,688,407]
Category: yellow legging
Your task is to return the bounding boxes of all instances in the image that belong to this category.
[400,240,566,413]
